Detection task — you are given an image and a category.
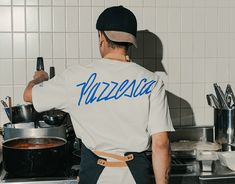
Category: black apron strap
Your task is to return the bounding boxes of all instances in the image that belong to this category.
[79,143,105,184]
[125,152,155,184]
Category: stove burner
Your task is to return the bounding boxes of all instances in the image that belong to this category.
[171,158,200,175]
[1,164,80,184]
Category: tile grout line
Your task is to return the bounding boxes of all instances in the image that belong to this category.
[38,0,40,56]
[64,1,67,68]
[10,0,15,105]
[77,0,80,64]
[24,0,27,85]
[51,0,54,66]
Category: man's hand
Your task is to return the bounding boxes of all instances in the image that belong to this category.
[23,71,49,102]
[151,132,171,184]
[33,71,49,83]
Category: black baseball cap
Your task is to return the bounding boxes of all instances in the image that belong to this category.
[96,6,137,47]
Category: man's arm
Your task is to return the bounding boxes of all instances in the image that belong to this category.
[152,132,171,184]
[23,71,48,103]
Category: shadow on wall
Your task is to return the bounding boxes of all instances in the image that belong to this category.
[128,30,195,127]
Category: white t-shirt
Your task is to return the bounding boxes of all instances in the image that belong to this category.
[32,58,174,183]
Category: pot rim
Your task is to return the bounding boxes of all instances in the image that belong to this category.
[2,136,67,149]
[3,122,66,128]
[4,103,34,108]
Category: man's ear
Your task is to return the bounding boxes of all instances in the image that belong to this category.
[98,31,105,47]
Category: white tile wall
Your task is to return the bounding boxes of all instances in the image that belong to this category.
[13,7,25,32]
[40,33,53,58]
[13,59,26,85]
[13,33,25,58]
[53,7,65,32]
[0,7,11,32]
[0,0,235,127]
[40,7,52,32]
[0,60,12,85]
[13,0,24,6]
[52,0,64,6]
[66,7,78,32]
[27,33,39,58]
[26,7,38,32]
[66,33,79,58]
[53,33,66,58]
[79,7,92,32]
[0,33,12,58]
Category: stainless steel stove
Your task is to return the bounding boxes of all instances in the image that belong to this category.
[0,165,79,184]
[169,157,200,184]
[0,173,78,184]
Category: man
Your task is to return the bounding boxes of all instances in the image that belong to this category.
[24,6,174,184]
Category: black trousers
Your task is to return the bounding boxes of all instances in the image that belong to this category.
[79,144,155,184]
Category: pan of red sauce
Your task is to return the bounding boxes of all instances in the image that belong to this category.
[2,137,67,177]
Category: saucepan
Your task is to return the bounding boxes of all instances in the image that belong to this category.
[4,104,40,124]
[2,137,67,177]
[4,104,67,126]
[41,110,67,126]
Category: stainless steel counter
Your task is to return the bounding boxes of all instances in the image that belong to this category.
[199,160,235,184]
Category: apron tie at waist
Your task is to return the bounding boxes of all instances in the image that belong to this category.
[97,159,127,167]
[94,151,134,167]
[94,151,134,161]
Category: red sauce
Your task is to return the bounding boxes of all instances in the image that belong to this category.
[13,143,62,149]
[4,138,66,149]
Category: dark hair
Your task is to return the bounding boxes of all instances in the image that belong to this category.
[102,31,131,51]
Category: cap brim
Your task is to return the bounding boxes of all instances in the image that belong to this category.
[104,31,137,48]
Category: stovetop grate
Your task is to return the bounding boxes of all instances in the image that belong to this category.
[171,158,200,175]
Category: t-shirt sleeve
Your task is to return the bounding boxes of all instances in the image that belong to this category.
[32,71,69,113]
[147,75,175,135]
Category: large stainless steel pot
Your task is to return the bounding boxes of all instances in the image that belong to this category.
[2,122,66,140]
[2,137,67,177]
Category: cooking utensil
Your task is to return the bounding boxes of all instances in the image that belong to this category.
[5,96,12,108]
[50,66,55,79]
[214,83,229,109]
[5,96,13,123]
[2,122,66,140]
[4,104,40,124]
[2,137,67,177]
[36,57,44,71]
[36,57,44,87]
[225,94,232,108]
[225,84,235,108]
[1,100,8,108]
[206,94,221,109]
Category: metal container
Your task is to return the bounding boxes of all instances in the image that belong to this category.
[214,108,235,145]
[169,126,214,142]
[2,122,66,140]
[2,137,67,177]
[41,110,67,126]
[4,104,40,123]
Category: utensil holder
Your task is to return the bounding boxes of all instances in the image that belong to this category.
[214,108,235,145]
